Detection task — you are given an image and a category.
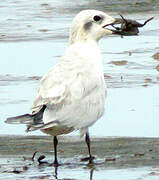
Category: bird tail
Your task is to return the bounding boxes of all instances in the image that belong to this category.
[5,114,34,125]
[5,105,46,125]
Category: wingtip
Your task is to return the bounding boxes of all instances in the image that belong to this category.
[5,117,12,124]
[4,119,8,124]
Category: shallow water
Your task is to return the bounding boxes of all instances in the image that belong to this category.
[2,165,159,180]
[1,1,159,178]
[1,0,159,42]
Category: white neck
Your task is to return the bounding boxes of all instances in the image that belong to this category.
[65,39,104,74]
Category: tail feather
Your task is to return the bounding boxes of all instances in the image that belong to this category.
[5,114,34,125]
[5,105,56,132]
[26,120,60,132]
[5,105,46,129]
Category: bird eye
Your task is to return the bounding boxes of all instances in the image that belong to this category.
[93,15,101,22]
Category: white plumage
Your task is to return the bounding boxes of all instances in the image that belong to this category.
[31,10,115,136]
[32,40,106,136]
[6,9,118,164]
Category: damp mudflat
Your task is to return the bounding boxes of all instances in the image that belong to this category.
[1,136,159,180]
[1,0,159,179]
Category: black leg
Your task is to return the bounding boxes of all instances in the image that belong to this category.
[53,136,58,165]
[86,132,91,158]
[85,132,94,164]
[80,132,95,164]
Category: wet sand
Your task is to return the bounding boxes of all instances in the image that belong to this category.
[1,135,159,179]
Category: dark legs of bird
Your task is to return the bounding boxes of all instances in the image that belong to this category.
[53,136,58,165]
[81,132,95,164]
[85,132,94,164]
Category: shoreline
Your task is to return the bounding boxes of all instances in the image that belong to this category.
[1,135,159,178]
[1,135,159,165]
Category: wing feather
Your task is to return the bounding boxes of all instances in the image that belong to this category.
[31,54,97,114]
[31,43,106,130]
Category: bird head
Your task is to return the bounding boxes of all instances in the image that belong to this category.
[69,9,120,45]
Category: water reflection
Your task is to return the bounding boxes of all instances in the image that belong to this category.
[53,165,95,180]
[53,166,58,179]
[90,168,94,180]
